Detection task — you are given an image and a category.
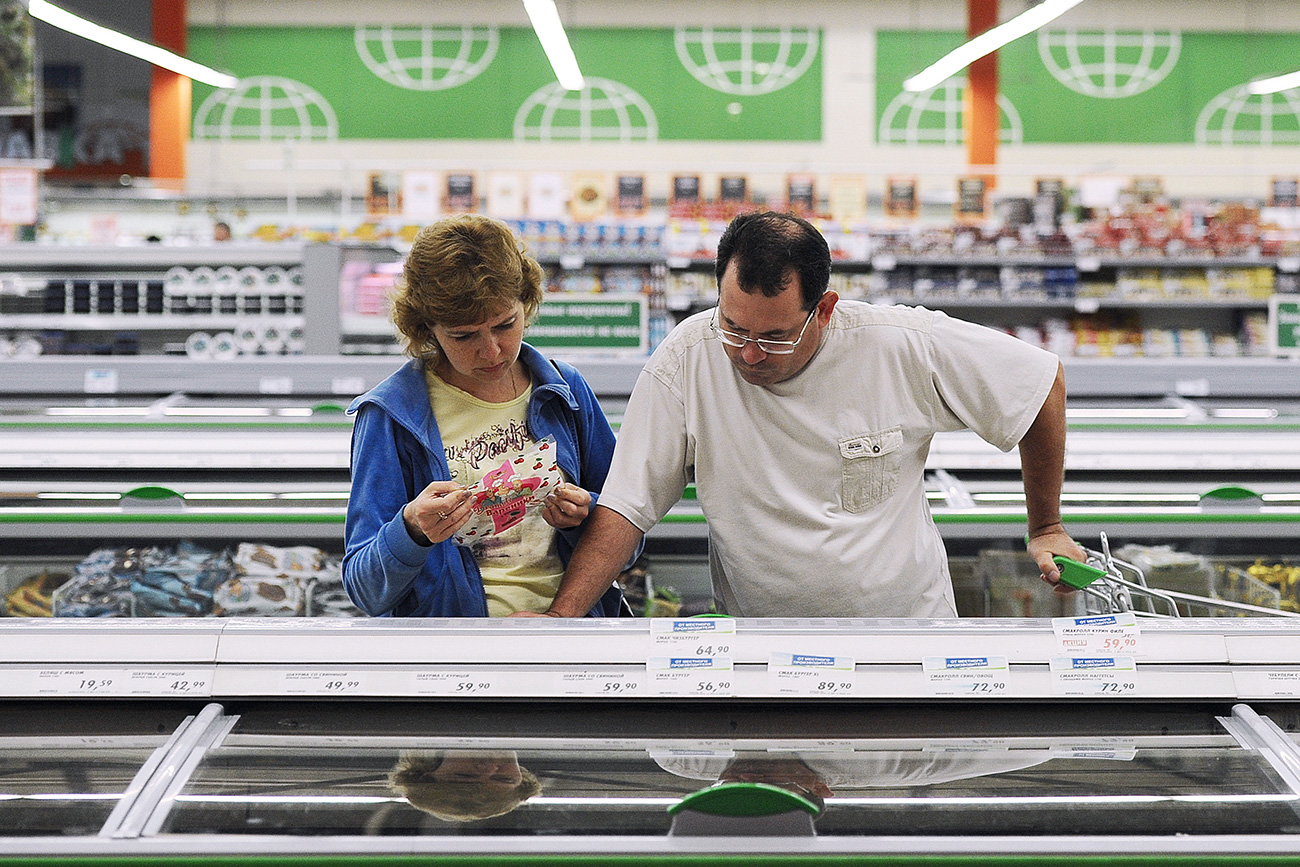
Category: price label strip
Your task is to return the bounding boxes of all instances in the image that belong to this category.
[409,671,501,696]
[1052,612,1142,657]
[280,670,369,695]
[922,656,1010,697]
[767,652,856,696]
[553,670,645,697]
[650,618,736,659]
[647,656,734,697]
[1049,656,1139,696]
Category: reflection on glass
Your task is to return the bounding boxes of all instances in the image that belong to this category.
[155,703,1300,839]
[388,750,540,822]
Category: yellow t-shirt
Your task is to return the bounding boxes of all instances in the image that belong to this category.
[425,368,565,616]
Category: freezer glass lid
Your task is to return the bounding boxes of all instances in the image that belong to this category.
[0,703,197,837]
[157,700,1300,838]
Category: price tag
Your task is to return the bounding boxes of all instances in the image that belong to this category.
[280,670,367,695]
[650,618,736,658]
[35,669,125,695]
[330,376,367,395]
[258,376,294,395]
[1048,740,1138,761]
[83,369,119,394]
[922,656,1010,697]
[767,652,856,696]
[1049,656,1138,696]
[553,670,645,697]
[647,656,734,697]
[1232,669,1300,698]
[1052,612,1142,657]
[124,668,212,697]
[410,671,500,696]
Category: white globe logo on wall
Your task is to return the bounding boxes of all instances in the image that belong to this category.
[1038,30,1181,99]
[193,76,338,141]
[355,25,498,91]
[1196,84,1300,145]
[514,78,658,143]
[879,80,1023,146]
[674,27,818,96]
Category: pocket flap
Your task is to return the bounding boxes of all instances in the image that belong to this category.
[839,427,903,459]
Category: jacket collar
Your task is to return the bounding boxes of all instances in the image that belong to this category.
[347,342,575,433]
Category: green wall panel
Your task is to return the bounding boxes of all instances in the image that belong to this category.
[187,26,821,142]
[876,29,1300,145]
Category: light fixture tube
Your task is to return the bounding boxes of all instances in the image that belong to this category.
[903,0,1087,92]
[27,0,238,89]
[1247,70,1300,95]
[522,0,584,91]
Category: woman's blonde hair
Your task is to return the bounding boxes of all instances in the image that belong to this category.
[388,751,542,823]
[390,214,545,359]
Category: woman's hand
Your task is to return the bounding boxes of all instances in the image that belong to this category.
[542,482,591,530]
[402,481,472,546]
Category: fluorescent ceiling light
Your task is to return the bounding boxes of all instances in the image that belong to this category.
[522,0,584,91]
[1248,70,1300,95]
[27,0,238,89]
[903,0,1087,92]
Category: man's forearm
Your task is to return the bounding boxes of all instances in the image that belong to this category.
[547,505,646,617]
[1019,362,1068,535]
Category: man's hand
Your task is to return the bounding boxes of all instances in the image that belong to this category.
[508,610,563,618]
[1027,522,1087,595]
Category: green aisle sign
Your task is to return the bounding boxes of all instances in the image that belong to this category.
[529,294,648,352]
[1270,296,1300,356]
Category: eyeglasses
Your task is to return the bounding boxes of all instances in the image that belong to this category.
[710,305,818,355]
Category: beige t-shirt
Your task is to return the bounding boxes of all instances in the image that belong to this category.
[597,300,1059,618]
[426,369,564,616]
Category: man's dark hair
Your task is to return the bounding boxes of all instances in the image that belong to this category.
[714,211,830,310]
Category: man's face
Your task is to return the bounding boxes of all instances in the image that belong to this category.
[715,260,836,388]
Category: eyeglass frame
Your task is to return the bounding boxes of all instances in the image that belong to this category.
[709,301,820,355]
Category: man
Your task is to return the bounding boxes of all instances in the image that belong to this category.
[524,211,1083,618]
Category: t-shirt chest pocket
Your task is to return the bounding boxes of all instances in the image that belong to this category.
[838,426,904,513]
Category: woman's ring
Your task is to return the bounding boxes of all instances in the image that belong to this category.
[437,511,450,520]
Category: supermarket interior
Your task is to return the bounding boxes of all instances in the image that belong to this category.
[3,0,1300,863]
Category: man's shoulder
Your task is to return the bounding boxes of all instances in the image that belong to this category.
[644,309,715,375]
[832,299,938,334]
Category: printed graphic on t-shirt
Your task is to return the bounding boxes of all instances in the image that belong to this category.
[444,419,531,484]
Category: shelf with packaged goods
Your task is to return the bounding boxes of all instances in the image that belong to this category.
[0,244,311,358]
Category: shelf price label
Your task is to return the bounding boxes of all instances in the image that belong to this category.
[647,656,734,697]
[922,656,1010,697]
[124,668,212,697]
[280,670,368,695]
[35,669,127,695]
[1052,612,1142,657]
[650,618,736,658]
[1232,669,1300,698]
[767,652,856,696]
[554,670,645,697]
[1050,656,1138,696]
[410,671,500,696]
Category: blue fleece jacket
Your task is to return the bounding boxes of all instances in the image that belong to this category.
[343,345,631,617]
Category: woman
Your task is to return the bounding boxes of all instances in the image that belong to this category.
[344,215,631,617]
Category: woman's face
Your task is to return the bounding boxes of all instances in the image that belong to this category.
[431,302,526,393]
[430,752,523,789]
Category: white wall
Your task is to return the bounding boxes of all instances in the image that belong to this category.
[183,0,1300,204]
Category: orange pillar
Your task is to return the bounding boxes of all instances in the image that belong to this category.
[149,0,188,189]
[965,0,998,190]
